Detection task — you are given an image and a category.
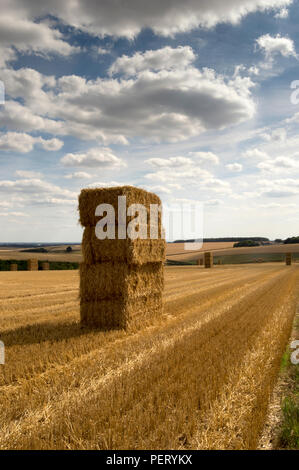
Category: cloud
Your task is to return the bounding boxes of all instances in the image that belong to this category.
[141,185,172,195]
[189,151,219,165]
[87,181,125,188]
[257,155,299,172]
[97,47,109,55]
[258,177,299,197]
[0,211,28,217]
[64,172,93,179]
[15,170,43,178]
[256,34,297,60]
[274,7,289,18]
[109,46,195,76]
[0,132,63,153]
[144,157,232,195]
[0,47,256,144]
[242,148,269,160]
[226,162,243,172]
[0,7,78,58]
[0,100,62,134]
[260,127,287,142]
[0,177,77,208]
[7,0,292,38]
[61,147,126,168]
[0,132,36,153]
[146,156,193,168]
[205,199,223,206]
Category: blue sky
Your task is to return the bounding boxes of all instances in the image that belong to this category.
[0,0,299,242]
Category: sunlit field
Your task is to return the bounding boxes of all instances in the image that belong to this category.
[0,264,298,450]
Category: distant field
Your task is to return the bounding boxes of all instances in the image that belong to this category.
[0,246,82,263]
[0,264,298,449]
[1,242,299,266]
[166,241,235,256]
[166,243,299,264]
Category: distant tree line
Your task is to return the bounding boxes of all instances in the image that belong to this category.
[284,236,299,244]
[233,240,261,248]
[0,260,79,271]
[173,237,269,243]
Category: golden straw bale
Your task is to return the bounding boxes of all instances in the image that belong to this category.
[80,294,163,330]
[41,262,50,270]
[10,263,18,271]
[80,262,164,301]
[82,226,166,265]
[79,185,162,227]
[27,259,38,271]
[204,252,213,268]
[286,253,292,266]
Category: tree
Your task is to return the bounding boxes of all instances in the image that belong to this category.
[66,246,73,253]
[284,236,299,245]
[234,240,260,248]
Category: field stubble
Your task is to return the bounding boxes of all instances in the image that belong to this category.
[0,264,298,449]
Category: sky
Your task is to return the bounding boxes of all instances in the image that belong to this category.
[0,0,299,242]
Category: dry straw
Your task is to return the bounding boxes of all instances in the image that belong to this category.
[286,253,292,266]
[82,226,165,265]
[80,294,163,330]
[79,185,162,227]
[27,259,38,271]
[79,185,165,329]
[80,262,164,302]
[41,262,50,270]
[10,263,18,271]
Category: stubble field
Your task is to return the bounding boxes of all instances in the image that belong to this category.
[0,264,298,450]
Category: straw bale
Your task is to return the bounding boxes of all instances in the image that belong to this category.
[204,252,213,268]
[79,185,162,227]
[82,226,166,265]
[41,262,50,270]
[286,253,292,266]
[27,259,38,271]
[80,262,164,301]
[10,263,18,271]
[80,293,163,329]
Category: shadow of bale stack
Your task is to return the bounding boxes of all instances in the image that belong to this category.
[41,262,50,270]
[286,253,292,266]
[79,185,165,330]
[27,259,38,271]
[10,263,18,271]
[204,252,213,268]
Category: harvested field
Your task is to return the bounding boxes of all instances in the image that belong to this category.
[167,243,299,263]
[0,264,298,449]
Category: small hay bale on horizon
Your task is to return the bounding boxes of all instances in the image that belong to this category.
[286,253,292,266]
[27,259,38,271]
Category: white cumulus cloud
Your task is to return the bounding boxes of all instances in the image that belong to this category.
[61,147,126,168]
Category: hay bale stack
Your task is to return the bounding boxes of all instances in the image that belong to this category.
[10,263,18,271]
[79,185,165,329]
[204,252,213,268]
[286,253,292,266]
[41,262,50,270]
[27,259,38,271]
